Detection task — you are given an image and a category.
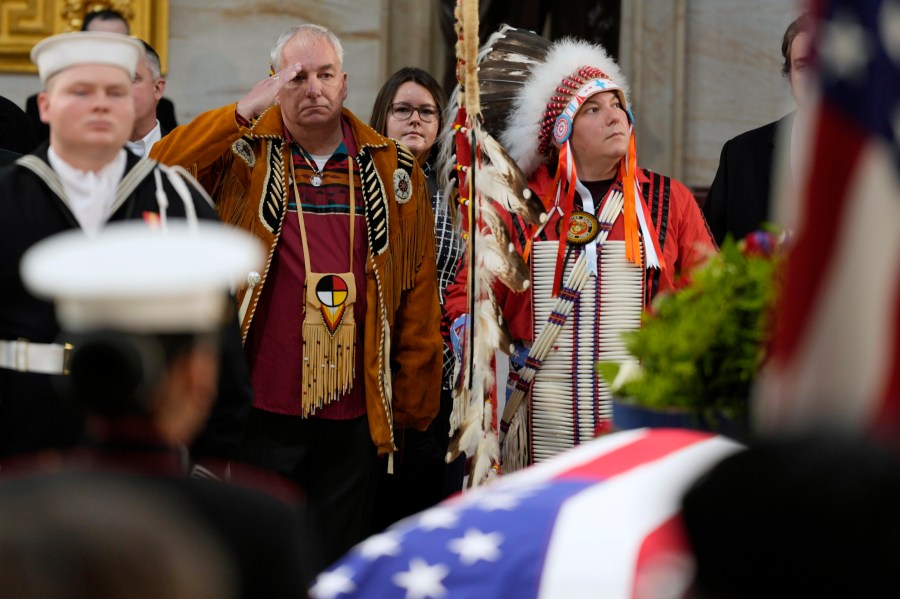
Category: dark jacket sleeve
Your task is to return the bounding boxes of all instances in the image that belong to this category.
[704,141,731,246]
[191,312,253,462]
[175,178,254,463]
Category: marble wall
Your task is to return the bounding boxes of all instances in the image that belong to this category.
[1,0,799,186]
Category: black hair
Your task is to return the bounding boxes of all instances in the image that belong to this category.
[61,331,215,417]
[81,9,130,33]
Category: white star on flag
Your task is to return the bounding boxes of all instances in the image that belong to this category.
[881,0,900,62]
[309,566,356,599]
[447,528,504,565]
[392,558,450,599]
[358,531,402,560]
[476,491,521,511]
[820,12,873,80]
[417,507,460,531]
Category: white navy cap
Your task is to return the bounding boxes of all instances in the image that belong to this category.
[21,221,264,334]
[31,31,144,83]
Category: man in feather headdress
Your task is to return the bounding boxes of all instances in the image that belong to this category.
[444,28,715,469]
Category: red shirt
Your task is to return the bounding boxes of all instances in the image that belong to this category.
[246,118,368,419]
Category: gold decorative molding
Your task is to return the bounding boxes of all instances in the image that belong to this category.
[0,0,168,75]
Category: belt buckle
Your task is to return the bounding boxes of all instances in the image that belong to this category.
[62,343,74,376]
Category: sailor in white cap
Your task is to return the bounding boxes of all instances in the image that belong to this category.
[0,32,254,464]
[11,221,320,594]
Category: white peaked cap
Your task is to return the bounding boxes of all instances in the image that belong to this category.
[31,31,144,83]
[21,221,265,334]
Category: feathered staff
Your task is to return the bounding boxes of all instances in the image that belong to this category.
[441,8,545,487]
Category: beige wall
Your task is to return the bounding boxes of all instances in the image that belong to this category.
[0,0,441,126]
[620,0,801,186]
[0,0,798,186]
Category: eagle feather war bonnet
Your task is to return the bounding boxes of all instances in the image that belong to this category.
[495,30,663,277]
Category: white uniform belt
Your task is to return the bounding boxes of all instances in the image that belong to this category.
[0,339,73,375]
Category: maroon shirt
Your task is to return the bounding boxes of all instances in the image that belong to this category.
[246,118,367,419]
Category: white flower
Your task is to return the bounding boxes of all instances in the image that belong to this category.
[611,359,644,393]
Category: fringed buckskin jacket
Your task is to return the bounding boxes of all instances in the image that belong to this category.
[151,104,442,455]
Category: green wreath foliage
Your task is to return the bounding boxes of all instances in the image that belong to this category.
[598,234,782,425]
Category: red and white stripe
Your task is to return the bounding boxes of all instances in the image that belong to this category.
[755,102,900,433]
[535,429,741,599]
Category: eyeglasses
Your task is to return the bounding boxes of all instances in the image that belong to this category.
[390,103,439,123]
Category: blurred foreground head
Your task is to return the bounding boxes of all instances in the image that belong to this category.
[21,221,264,445]
[0,473,235,599]
[682,434,900,598]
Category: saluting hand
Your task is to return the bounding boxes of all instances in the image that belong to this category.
[236,62,303,121]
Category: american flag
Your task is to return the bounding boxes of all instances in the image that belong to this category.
[310,429,742,599]
[755,0,900,432]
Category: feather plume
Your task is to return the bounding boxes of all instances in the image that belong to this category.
[470,427,500,486]
[447,407,482,462]
[473,127,544,226]
[479,25,550,65]
[443,13,554,488]
[436,93,460,226]
[474,293,512,358]
[477,209,530,293]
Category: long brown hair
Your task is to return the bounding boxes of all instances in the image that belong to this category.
[370,67,447,163]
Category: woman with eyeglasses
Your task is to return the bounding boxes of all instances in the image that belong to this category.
[369,67,465,531]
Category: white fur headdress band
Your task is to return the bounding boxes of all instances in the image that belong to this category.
[500,38,631,178]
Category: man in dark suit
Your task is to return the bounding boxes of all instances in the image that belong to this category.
[0,96,38,156]
[127,40,169,157]
[703,14,813,245]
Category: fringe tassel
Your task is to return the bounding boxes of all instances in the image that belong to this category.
[621,132,642,266]
[215,170,256,231]
[302,319,356,416]
[500,400,529,473]
[399,219,417,292]
[395,196,435,295]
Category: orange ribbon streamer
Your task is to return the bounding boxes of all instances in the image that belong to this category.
[621,131,641,266]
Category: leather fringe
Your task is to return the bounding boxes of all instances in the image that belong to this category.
[301,318,356,416]
[215,170,255,231]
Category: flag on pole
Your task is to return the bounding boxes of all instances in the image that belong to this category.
[756,0,900,433]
